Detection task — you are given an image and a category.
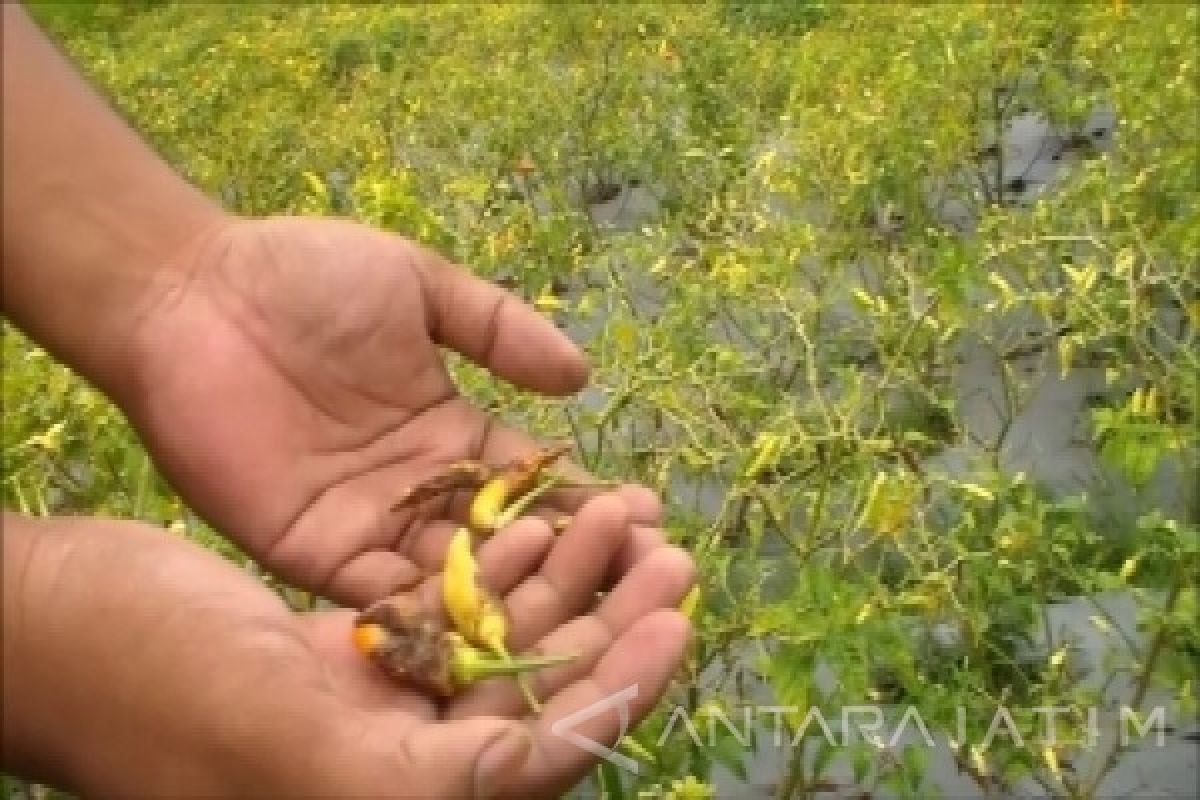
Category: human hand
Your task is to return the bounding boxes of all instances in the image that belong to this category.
[117,215,665,606]
[3,7,673,608]
[2,507,693,799]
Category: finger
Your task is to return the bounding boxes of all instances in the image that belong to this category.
[534,481,664,527]
[506,611,691,799]
[612,524,667,580]
[615,485,664,526]
[420,249,589,395]
[448,544,695,719]
[324,549,425,609]
[399,518,460,570]
[500,493,631,651]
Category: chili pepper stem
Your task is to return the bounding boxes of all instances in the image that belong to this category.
[493,474,563,530]
[547,479,621,491]
[519,678,542,713]
[456,648,577,682]
[450,634,576,706]
[504,647,545,713]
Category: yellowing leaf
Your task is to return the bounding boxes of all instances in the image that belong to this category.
[25,421,66,454]
[534,284,565,313]
[1143,386,1159,416]
[1057,334,1076,377]
[680,586,702,620]
[1131,387,1146,415]
[970,745,990,778]
[1050,646,1068,668]
[859,472,918,538]
[1042,745,1062,781]
[1119,555,1140,581]
[742,432,785,481]
[987,272,1016,309]
[851,287,877,313]
[301,170,328,201]
[609,319,639,355]
[959,483,994,501]
[619,734,655,763]
[1114,248,1135,277]
[1063,263,1098,293]
[680,446,711,470]
[1186,300,1200,328]
[667,776,715,800]
[576,290,596,316]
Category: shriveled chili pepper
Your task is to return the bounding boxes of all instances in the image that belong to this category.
[392,443,608,536]
[353,595,574,697]
[391,461,491,512]
[468,443,571,535]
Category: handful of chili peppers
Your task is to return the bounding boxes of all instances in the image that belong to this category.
[352,444,582,710]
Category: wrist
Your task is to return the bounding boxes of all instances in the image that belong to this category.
[2,165,231,398]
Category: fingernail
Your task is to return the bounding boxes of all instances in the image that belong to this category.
[474,727,531,799]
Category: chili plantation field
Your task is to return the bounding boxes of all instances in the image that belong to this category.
[5,3,1197,798]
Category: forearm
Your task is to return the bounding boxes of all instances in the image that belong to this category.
[0,514,56,782]
[1,4,227,393]
[1,513,356,796]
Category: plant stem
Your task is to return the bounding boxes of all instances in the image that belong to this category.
[1077,573,1185,799]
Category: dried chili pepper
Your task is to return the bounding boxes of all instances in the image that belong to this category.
[468,443,570,535]
[392,443,599,537]
[353,595,573,697]
[392,461,490,512]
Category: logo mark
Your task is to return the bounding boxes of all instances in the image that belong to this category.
[550,684,640,773]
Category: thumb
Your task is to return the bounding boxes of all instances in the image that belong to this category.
[418,247,590,395]
[417,718,532,800]
[337,714,532,800]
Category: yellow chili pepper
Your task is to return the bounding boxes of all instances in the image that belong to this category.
[679,585,702,621]
[443,525,541,710]
[443,526,507,650]
[468,443,570,535]
[468,476,513,535]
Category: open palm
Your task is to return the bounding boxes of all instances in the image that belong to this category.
[122,216,657,607]
[46,512,690,799]
[304,498,694,798]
